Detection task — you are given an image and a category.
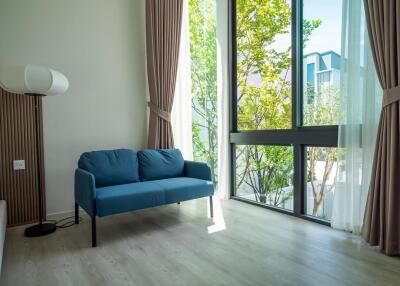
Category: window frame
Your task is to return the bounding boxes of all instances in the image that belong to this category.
[229,0,338,226]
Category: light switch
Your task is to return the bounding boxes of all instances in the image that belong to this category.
[13,160,25,170]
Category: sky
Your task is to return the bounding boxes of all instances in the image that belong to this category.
[303,0,343,55]
[272,0,343,55]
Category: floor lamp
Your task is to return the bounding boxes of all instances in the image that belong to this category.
[0,64,69,237]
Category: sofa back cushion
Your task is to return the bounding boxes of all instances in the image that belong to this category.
[78,149,139,187]
[138,149,184,181]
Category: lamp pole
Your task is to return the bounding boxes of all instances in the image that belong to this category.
[24,94,56,237]
[34,96,44,225]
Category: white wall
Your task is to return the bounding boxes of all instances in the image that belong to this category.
[0,0,147,215]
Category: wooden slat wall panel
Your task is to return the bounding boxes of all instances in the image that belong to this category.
[0,88,46,226]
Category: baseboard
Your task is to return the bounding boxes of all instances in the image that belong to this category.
[46,210,75,221]
[47,206,87,221]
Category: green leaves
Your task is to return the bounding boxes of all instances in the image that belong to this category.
[237,0,292,131]
[189,0,218,185]
[235,0,323,207]
[303,19,322,45]
[303,85,340,126]
[236,0,293,206]
[188,0,328,208]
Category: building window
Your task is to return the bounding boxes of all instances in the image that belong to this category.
[306,63,315,103]
[231,0,342,224]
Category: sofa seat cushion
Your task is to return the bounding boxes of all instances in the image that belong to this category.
[138,149,184,181]
[95,182,165,217]
[152,177,214,204]
[79,149,139,188]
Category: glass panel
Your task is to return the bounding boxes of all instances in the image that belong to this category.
[236,145,294,211]
[303,0,342,126]
[189,0,218,185]
[306,147,338,220]
[306,63,315,104]
[236,0,292,130]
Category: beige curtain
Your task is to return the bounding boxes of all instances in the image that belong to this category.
[146,0,183,149]
[362,0,400,256]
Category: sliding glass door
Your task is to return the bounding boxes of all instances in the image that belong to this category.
[230,0,342,224]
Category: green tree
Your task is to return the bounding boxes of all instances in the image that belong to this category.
[304,86,339,217]
[189,0,218,185]
[237,145,294,205]
[188,0,336,215]
[236,0,321,207]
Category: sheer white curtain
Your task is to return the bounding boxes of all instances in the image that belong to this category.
[216,0,230,200]
[173,0,230,199]
[171,0,193,160]
[331,0,382,233]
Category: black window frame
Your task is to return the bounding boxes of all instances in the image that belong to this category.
[228,0,338,226]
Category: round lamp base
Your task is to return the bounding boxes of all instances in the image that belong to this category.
[25,223,56,237]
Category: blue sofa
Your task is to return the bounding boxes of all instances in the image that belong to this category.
[74,148,214,247]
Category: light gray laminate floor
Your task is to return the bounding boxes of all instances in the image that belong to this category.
[1,198,400,286]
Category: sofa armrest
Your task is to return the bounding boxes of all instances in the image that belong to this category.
[74,168,96,216]
[184,160,212,181]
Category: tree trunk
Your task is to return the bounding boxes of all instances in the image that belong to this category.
[312,200,321,216]
[312,192,325,216]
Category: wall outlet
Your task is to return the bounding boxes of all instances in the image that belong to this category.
[13,160,25,170]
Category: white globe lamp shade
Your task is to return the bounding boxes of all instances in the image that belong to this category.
[0,64,69,96]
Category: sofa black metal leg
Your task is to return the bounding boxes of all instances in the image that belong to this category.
[209,196,213,218]
[91,216,97,247]
[75,203,79,224]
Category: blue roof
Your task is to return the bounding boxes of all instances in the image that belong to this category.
[303,50,340,58]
